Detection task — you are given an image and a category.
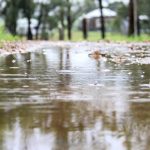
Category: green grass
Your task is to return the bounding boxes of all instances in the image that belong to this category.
[105,33,150,42]
[50,30,150,42]
[0,25,20,49]
[0,25,20,42]
[0,24,149,43]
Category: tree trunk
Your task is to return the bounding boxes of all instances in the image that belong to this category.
[67,0,72,40]
[27,17,33,40]
[41,6,49,40]
[137,16,140,36]
[35,27,39,40]
[133,0,139,36]
[59,9,65,40]
[67,15,72,40]
[128,0,134,36]
[82,18,88,39]
[98,0,105,39]
[9,21,17,35]
[35,7,43,40]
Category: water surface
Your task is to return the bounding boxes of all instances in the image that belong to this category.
[0,43,150,150]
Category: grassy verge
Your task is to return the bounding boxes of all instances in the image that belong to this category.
[50,30,150,42]
[0,25,149,43]
[0,25,20,49]
[0,25,20,41]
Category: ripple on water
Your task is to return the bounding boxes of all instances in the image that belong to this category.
[0,43,150,150]
[139,84,150,91]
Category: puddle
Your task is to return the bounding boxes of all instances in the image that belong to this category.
[0,43,150,150]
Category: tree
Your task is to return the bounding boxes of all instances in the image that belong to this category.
[128,0,139,36]
[0,0,5,14]
[4,0,20,35]
[34,3,43,40]
[52,0,66,40]
[40,3,50,40]
[82,18,88,39]
[108,1,128,33]
[19,0,35,40]
[137,0,150,34]
[133,0,138,35]
[48,0,96,40]
[138,0,150,18]
[66,0,72,40]
[98,0,105,39]
[83,0,97,13]
[128,0,134,36]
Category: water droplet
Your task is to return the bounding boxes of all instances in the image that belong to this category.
[102,57,107,62]
[141,75,144,78]
[12,59,16,63]
[102,69,110,72]
[22,85,29,88]
[27,59,31,63]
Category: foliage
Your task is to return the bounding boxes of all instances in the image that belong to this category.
[0,25,20,41]
[108,2,128,32]
[19,0,35,19]
[82,0,97,13]
[4,0,20,35]
[138,0,150,17]
[19,0,35,39]
[0,0,149,40]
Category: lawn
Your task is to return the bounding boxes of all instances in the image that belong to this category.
[0,25,21,49]
[51,30,150,42]
[0,25,20,42]
[0,24,150,43]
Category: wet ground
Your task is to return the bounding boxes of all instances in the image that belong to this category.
[0,42,150,150]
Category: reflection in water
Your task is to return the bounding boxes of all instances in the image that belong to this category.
[0,45,150,150]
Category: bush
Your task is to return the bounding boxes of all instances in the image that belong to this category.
[0,25,20,41]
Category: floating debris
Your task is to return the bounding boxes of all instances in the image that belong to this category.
[88,50,101,60]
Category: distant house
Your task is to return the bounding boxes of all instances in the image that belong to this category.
[78,8,117,31]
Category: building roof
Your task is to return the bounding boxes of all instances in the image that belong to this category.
[84,8,117,19]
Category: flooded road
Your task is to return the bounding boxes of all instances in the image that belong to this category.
[0,42,150,150]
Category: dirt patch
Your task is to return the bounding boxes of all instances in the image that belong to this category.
[0,41,150,64]
[0,41,47,55]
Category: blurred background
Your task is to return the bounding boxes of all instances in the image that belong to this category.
[0,0,149,41]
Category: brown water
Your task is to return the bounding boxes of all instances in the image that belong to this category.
[0,43,150,150]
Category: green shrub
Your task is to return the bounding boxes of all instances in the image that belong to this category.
[0,25,20,41]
